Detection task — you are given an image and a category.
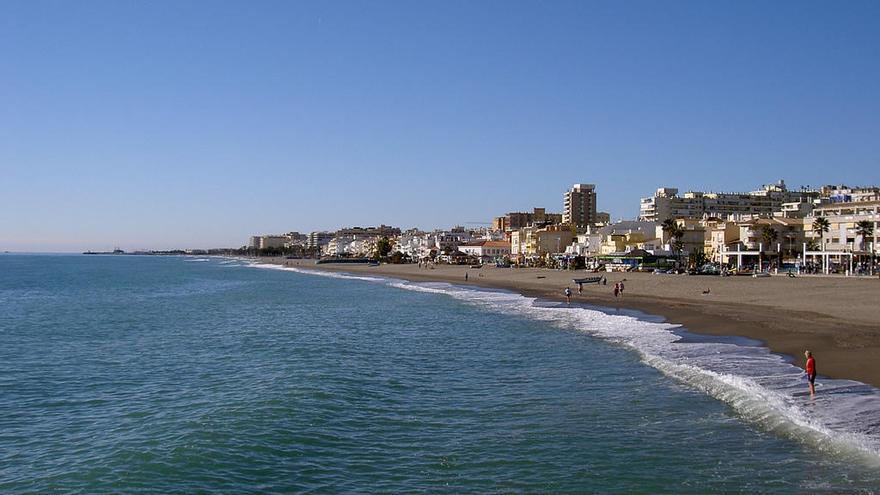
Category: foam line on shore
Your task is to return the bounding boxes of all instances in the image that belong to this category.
[245,262,880,465]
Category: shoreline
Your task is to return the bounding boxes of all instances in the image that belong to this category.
[260,258,880,389]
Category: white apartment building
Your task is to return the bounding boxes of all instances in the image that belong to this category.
[249,235,287,249]
[810,199,879,251]
[307,232,334,250]
[639,180,819,221]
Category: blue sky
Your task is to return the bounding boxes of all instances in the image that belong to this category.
[2,0,878,251]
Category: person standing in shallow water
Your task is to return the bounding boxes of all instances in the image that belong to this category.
[564,287,572,303]
[804,350,817,397]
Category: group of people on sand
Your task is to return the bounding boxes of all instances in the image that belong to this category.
[563,280,625,303]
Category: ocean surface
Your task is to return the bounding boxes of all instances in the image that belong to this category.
[2,255,879,494]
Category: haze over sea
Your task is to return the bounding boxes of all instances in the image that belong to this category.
[2,255,879,493]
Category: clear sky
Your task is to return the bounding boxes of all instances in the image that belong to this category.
[2,0,878,251]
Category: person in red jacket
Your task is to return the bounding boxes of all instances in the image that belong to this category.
[804,350,817,397]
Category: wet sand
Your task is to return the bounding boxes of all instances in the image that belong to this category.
[273,259,880,388]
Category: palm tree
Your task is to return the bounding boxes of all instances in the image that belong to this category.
[661,218,677,238]
[855,220,874,251]
[761,224,778,249]
[855,220,876,274]
[812,216,830,249]
[759,224,779,271]
[661,218,684,265]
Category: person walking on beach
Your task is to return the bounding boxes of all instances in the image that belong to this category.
[577,282,583,294]
[465,272,468,281]
[613,283,620,298]
[618,280,625,297]
[804,350,817,397]
[564,287,572,303]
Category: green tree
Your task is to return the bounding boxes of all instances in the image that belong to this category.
[689,248,709,268]
[760,224,779,268]
[374,236,392,260]
[389,251,408,264]
[855,220,875,250]
[855,220,876,272]
[661,218,679,240]
[760,224,778,249]
[812,216,830,248]
[662,218,685,264]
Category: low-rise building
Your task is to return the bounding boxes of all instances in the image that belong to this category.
[456,240,511,259]
[510,224,574,258]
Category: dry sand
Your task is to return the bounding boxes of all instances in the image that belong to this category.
[274,259,880,388]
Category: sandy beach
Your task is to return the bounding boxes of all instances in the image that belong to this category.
[272,259,880,388]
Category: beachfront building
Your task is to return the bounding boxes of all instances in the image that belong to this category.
[456,240,511,259]
[318,225,403,258]
[565,228,604,257]
[737,218,807,256]
[657,219,708,257]
[639,180,820,222]
[706,220,740,262]
[510,225,574,259]
[323,235,379,257]
[323,237,347,256]
[393,229,426,259]
[562,183,597,229]
[803,197,879,274]
[600,221,659,250]
[600,226,659,255]
[433,228,473,253]
[809,199,879,252]
[394,228,477,261]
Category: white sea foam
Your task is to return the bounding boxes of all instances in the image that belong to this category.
[249,263,388,283]
[242,262,880,465]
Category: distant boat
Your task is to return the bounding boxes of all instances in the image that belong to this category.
[573,276,605,285]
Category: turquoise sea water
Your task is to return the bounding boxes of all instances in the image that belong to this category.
[1,255,879,493]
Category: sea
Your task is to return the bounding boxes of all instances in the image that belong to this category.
[2,254,879,494]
